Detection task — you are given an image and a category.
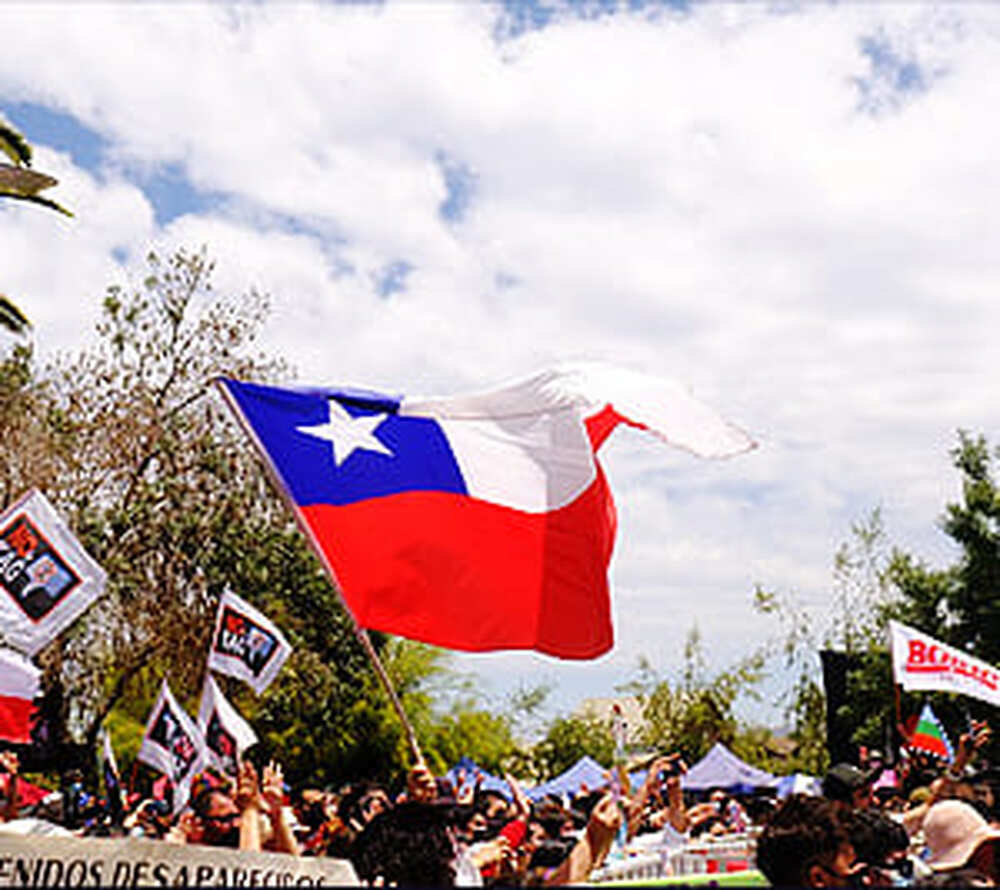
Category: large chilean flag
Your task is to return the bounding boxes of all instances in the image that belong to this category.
[218,364,754,659]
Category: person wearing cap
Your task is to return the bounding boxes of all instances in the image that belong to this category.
[922,799,1000,883]
[823,763,876,814]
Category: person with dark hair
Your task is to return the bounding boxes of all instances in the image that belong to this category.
[338,781,392,835]
[756,793,861,887]
[166,760,298,855]
[843,807,912,885]
[823,763,876,813]
[350,801,465,886]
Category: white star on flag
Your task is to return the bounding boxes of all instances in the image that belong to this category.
[296,399,393,467]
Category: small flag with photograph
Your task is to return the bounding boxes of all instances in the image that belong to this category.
[207,590,291,695]
[198,674,257,776]
[0,490,106,656]
[137,680,206,813]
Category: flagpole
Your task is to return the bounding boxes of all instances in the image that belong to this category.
[213,379,424,765]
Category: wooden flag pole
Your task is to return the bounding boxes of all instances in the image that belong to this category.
[214,380,424,765]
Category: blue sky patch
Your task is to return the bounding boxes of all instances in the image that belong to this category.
[133,163,220,227]
[855,33,932,116]
[372,259,413,298]
[495,0,690,40]
[0,101,106,173]
[435,151,477,223]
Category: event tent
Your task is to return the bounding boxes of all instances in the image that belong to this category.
[774,773,821,798]
[680,742,776,792]
[526,755,611,802]
[444,757,512,799]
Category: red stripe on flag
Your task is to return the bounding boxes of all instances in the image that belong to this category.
[0,694,36,745]
[910,731,949,760]
[301,472,617,659]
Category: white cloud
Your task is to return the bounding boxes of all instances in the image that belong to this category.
[2,1,998,723]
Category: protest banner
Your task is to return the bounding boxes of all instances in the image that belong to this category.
[890,620,1000,707]
[136,680,206,814]
[0,489,106,656]
[207,591,291,696]
[0,831,358,887]
[197,674,257,776]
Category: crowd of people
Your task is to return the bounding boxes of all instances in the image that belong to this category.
[0,722,998,886]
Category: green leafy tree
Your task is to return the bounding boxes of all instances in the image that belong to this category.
[532,714,614,780]
[428,704,516,776]
[754,510,896,771]
[0,248,452,787]
[631,626,766,764]
[880,432,1000,760]
[757,435,1000,768]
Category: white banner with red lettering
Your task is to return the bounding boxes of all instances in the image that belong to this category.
[890,620,1000,708]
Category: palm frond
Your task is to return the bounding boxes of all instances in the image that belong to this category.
[0,163,58,196]
[0,190,73,217]
[0,122,32,167]
[0,294,31,335]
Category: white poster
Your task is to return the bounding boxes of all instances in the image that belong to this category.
[206,590,291,695]
[890,620,1000,708]
[0,489,107,656]
[197,674,257,776]
[136,680,206,813]
[0,832,358,887]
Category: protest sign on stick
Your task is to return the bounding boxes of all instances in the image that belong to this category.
[197,674,257,776]
[206,590,291,696]
[0,489,106,656]
[136,680,206,813]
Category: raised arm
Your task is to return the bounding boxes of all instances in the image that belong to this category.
[261,760,299,856]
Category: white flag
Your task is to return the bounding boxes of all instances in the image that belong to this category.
[0,490,107,656]
[137,680,207,813]
[890,620,1000,708]
[198,674,258,776]
[207,590,291,695]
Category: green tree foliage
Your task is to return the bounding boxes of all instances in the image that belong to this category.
[532,713,614,780]
[880,431,1000,761]
[0,248,457,787]
[630,626,766,764]
[428,705,516,776]
[758,435,1000,767]
[754,510,896,770]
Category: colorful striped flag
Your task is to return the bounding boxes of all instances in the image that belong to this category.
[909,702,954,762]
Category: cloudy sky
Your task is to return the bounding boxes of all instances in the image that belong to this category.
[2,1,997,727]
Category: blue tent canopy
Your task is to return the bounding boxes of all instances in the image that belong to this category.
[444,757,512,799]
[526,755,612,802]
[774,773,821,798]
[680,742,776,792]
